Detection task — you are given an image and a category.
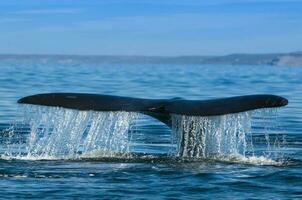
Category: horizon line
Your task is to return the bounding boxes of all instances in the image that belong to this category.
[0,51,301,58]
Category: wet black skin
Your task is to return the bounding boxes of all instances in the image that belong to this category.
[18,93,288,128]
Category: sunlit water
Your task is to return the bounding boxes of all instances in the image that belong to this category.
[0,56,301,199]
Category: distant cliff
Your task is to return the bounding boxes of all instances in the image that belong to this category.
[0,52,302,65]
[273,53,302,65]
[199,52,302,66]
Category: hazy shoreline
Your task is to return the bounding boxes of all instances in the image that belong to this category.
[0,52,301,66]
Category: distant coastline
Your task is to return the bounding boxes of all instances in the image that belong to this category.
[0,52,302,66]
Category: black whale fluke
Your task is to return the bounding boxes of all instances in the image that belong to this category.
[18,93,288,126]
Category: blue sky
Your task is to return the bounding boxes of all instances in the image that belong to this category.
[0,0,301,56]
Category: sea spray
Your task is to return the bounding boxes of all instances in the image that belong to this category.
[4,105,138,159]
[251,108,286,159]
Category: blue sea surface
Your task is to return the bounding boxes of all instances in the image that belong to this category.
[0,56,301,199]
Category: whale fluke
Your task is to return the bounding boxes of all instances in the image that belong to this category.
[18,93,288,127]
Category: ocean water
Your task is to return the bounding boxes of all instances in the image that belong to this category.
[0,56,301,199]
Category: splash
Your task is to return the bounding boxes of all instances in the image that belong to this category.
[2,105,286,165]
[171,112,252,158]
[171,109,286,164]
[4,106,137,159]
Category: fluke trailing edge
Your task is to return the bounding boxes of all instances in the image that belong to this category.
[18,93,288,127]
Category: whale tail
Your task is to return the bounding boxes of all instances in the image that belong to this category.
[18,93,288,127]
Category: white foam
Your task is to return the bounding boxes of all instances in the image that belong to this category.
[211,154,283,166]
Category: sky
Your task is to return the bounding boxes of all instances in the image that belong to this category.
[0,0,302,56]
